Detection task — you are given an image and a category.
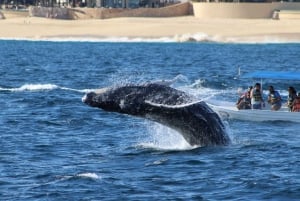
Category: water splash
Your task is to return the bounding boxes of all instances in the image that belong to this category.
[138,122,198,151]
[178,79,226,101]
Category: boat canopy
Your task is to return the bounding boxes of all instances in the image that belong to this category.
[242,71,300,81]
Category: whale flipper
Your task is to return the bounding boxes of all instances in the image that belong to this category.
[142,101,229,146]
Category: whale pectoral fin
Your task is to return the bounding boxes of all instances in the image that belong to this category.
[142,100,228,146]
[143,100,209,123]
[143,101,209,145]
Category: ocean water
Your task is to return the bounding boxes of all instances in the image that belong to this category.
[0,39,300,200]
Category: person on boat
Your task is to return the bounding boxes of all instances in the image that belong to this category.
[267,86,282,111]
[292,93,300,112]
[250,83,265,109]
[287,86,297,112]
[236,86,252,110]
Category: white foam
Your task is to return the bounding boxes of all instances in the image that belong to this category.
[0,83,96,93]
[2,32,299,44]
[138,123,198,151]
[7,84,59,92]
[54,172,101,182]
[174,33,222,43]
[76,172,101,180]
[61,87,94,93]
[226,35,300,44]
[145,158,168,166]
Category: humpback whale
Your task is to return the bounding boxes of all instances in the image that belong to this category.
[82,83,230,146]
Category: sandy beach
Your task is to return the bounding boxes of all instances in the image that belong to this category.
[1,11,300,42]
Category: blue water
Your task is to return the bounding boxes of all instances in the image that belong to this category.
[1,40,300,200]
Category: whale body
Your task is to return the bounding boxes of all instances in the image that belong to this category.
[82,83,230,146]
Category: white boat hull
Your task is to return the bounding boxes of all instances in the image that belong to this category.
[208,103,300,123]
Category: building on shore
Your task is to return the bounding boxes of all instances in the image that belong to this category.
[0,0,181,8]
[1,0,300,9]
[83,0,179,8]
[1,0,300,20]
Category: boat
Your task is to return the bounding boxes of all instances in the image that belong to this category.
[208,102,300,122]
[208,71,300,123]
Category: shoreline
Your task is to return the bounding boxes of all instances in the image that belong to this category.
[1,16,300,43]
[2,33,300,44]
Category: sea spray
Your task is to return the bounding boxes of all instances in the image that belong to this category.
[139,122,197,151]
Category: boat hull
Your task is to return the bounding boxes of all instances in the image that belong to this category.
[208,103,300,123]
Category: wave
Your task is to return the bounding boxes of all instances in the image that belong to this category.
[76,172,101,180]
[0,84,59,92]
[1,33,299,44]
[51,172,101,184]
[0,83,93,93]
